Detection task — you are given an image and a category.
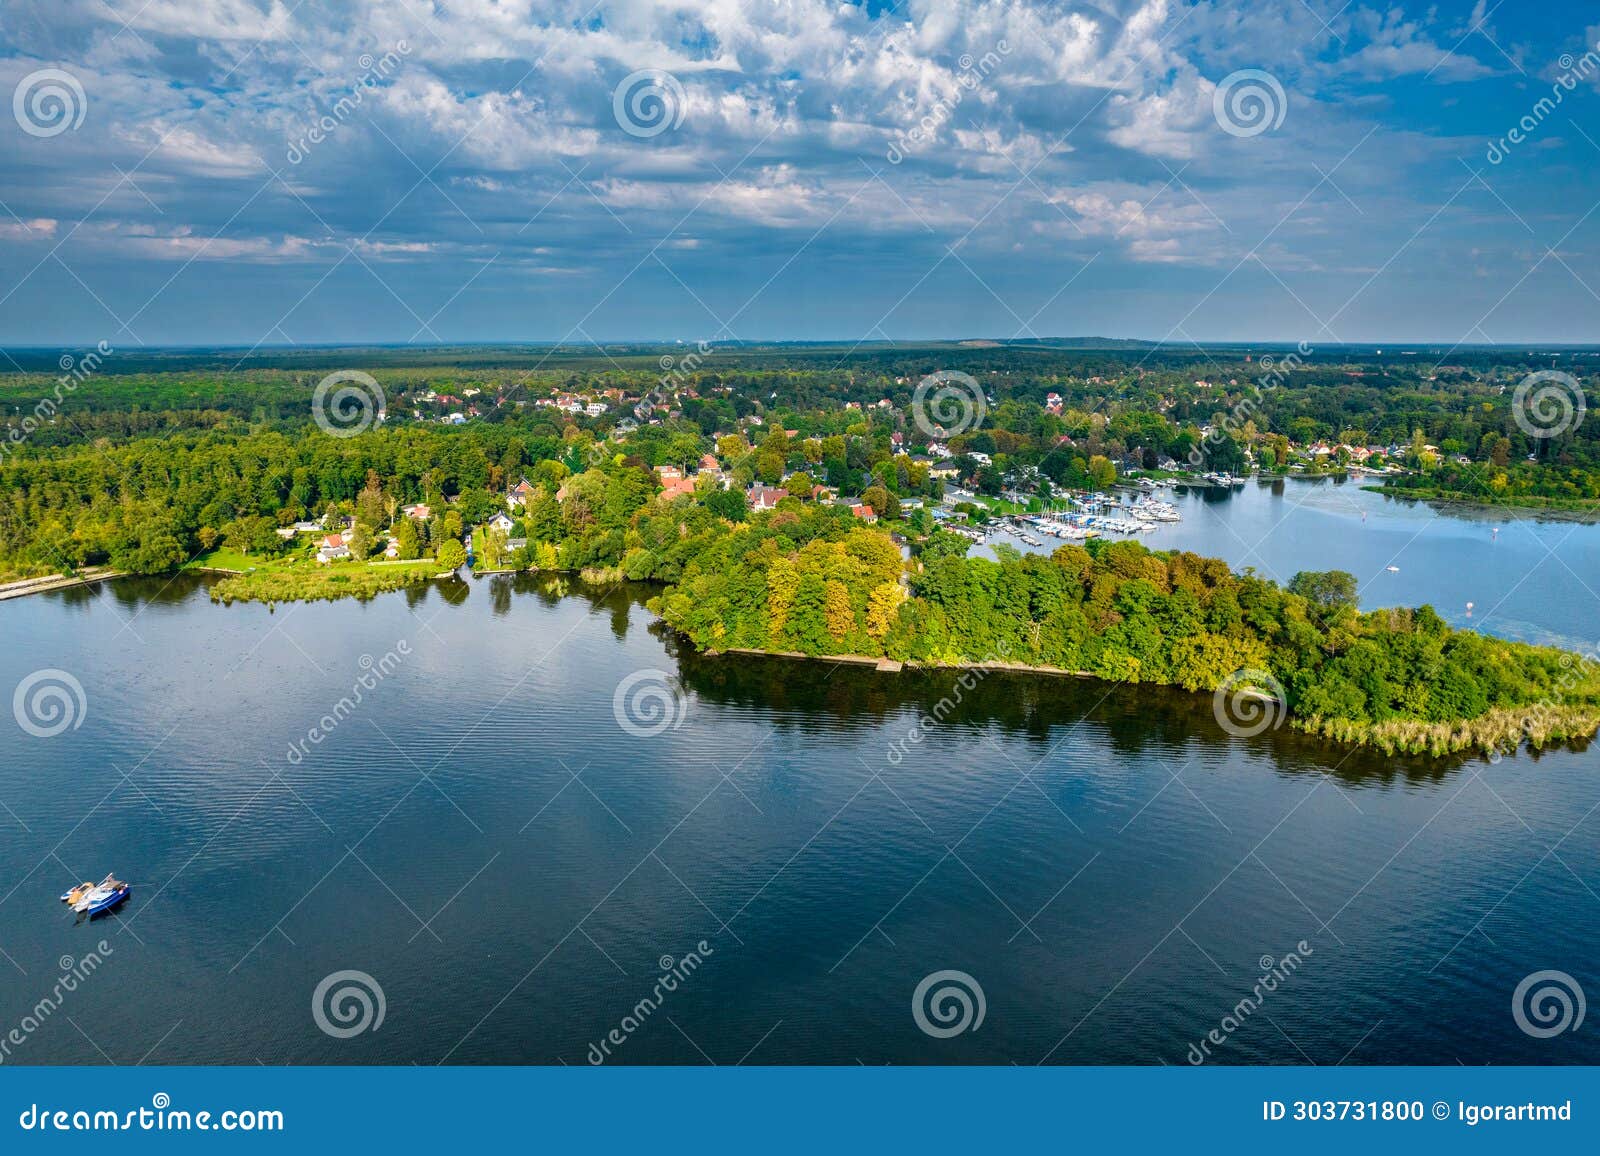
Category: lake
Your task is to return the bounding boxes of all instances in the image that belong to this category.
[1,487,1598,1066]
[978,477,1600,651]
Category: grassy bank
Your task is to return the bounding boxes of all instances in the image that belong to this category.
[1375,482,1600,515]
[207,559,446,604]
[1294,705,1600,758]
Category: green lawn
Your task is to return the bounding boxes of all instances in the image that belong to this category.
[185,546,302,573]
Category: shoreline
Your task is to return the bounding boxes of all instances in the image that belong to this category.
[690,640,1600,760]
[20,564,1598,761]
[0,567,123,601]
[1366,484,1600,521]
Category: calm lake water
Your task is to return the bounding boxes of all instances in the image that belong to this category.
[981,478,1600,652]
[2,487,1598,1066]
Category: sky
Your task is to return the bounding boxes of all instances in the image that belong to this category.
[0,0,1597,349]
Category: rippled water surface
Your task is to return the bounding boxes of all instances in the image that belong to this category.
[2,488,1598,1065]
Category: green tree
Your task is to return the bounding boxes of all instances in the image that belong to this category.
[394,517,421,560]
[436,539,467,570]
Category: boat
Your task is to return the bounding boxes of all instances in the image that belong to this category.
[72,874,117,914]
[1386,565,1400,573]
[60,880,96,905]
[85,881,130,919]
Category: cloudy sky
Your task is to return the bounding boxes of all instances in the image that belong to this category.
[1,0,1597,347]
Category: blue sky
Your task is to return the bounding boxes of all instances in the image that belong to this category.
[1,0,1597,348]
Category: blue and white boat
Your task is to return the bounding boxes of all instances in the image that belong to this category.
[84,881,129,918]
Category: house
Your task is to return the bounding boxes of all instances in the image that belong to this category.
[585,402,608,417]
[486,512,515,534]
[506,537,528,553]
[401,503,431,521]
[929,459,961,479]
[507,479,536,508]
[699,453,719,471]
[658,475,696,502]
[317,533,350,563]
[655,464,684,481]
[383,536,399,559]
[747,484,788,509]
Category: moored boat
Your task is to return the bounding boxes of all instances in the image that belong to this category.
[71,874,117,914]
[60,880,95,905]
[85,881,130,919]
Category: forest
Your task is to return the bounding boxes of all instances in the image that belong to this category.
[3,348,1599,756]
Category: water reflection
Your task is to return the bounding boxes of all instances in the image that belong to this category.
[39,569,1587,790]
